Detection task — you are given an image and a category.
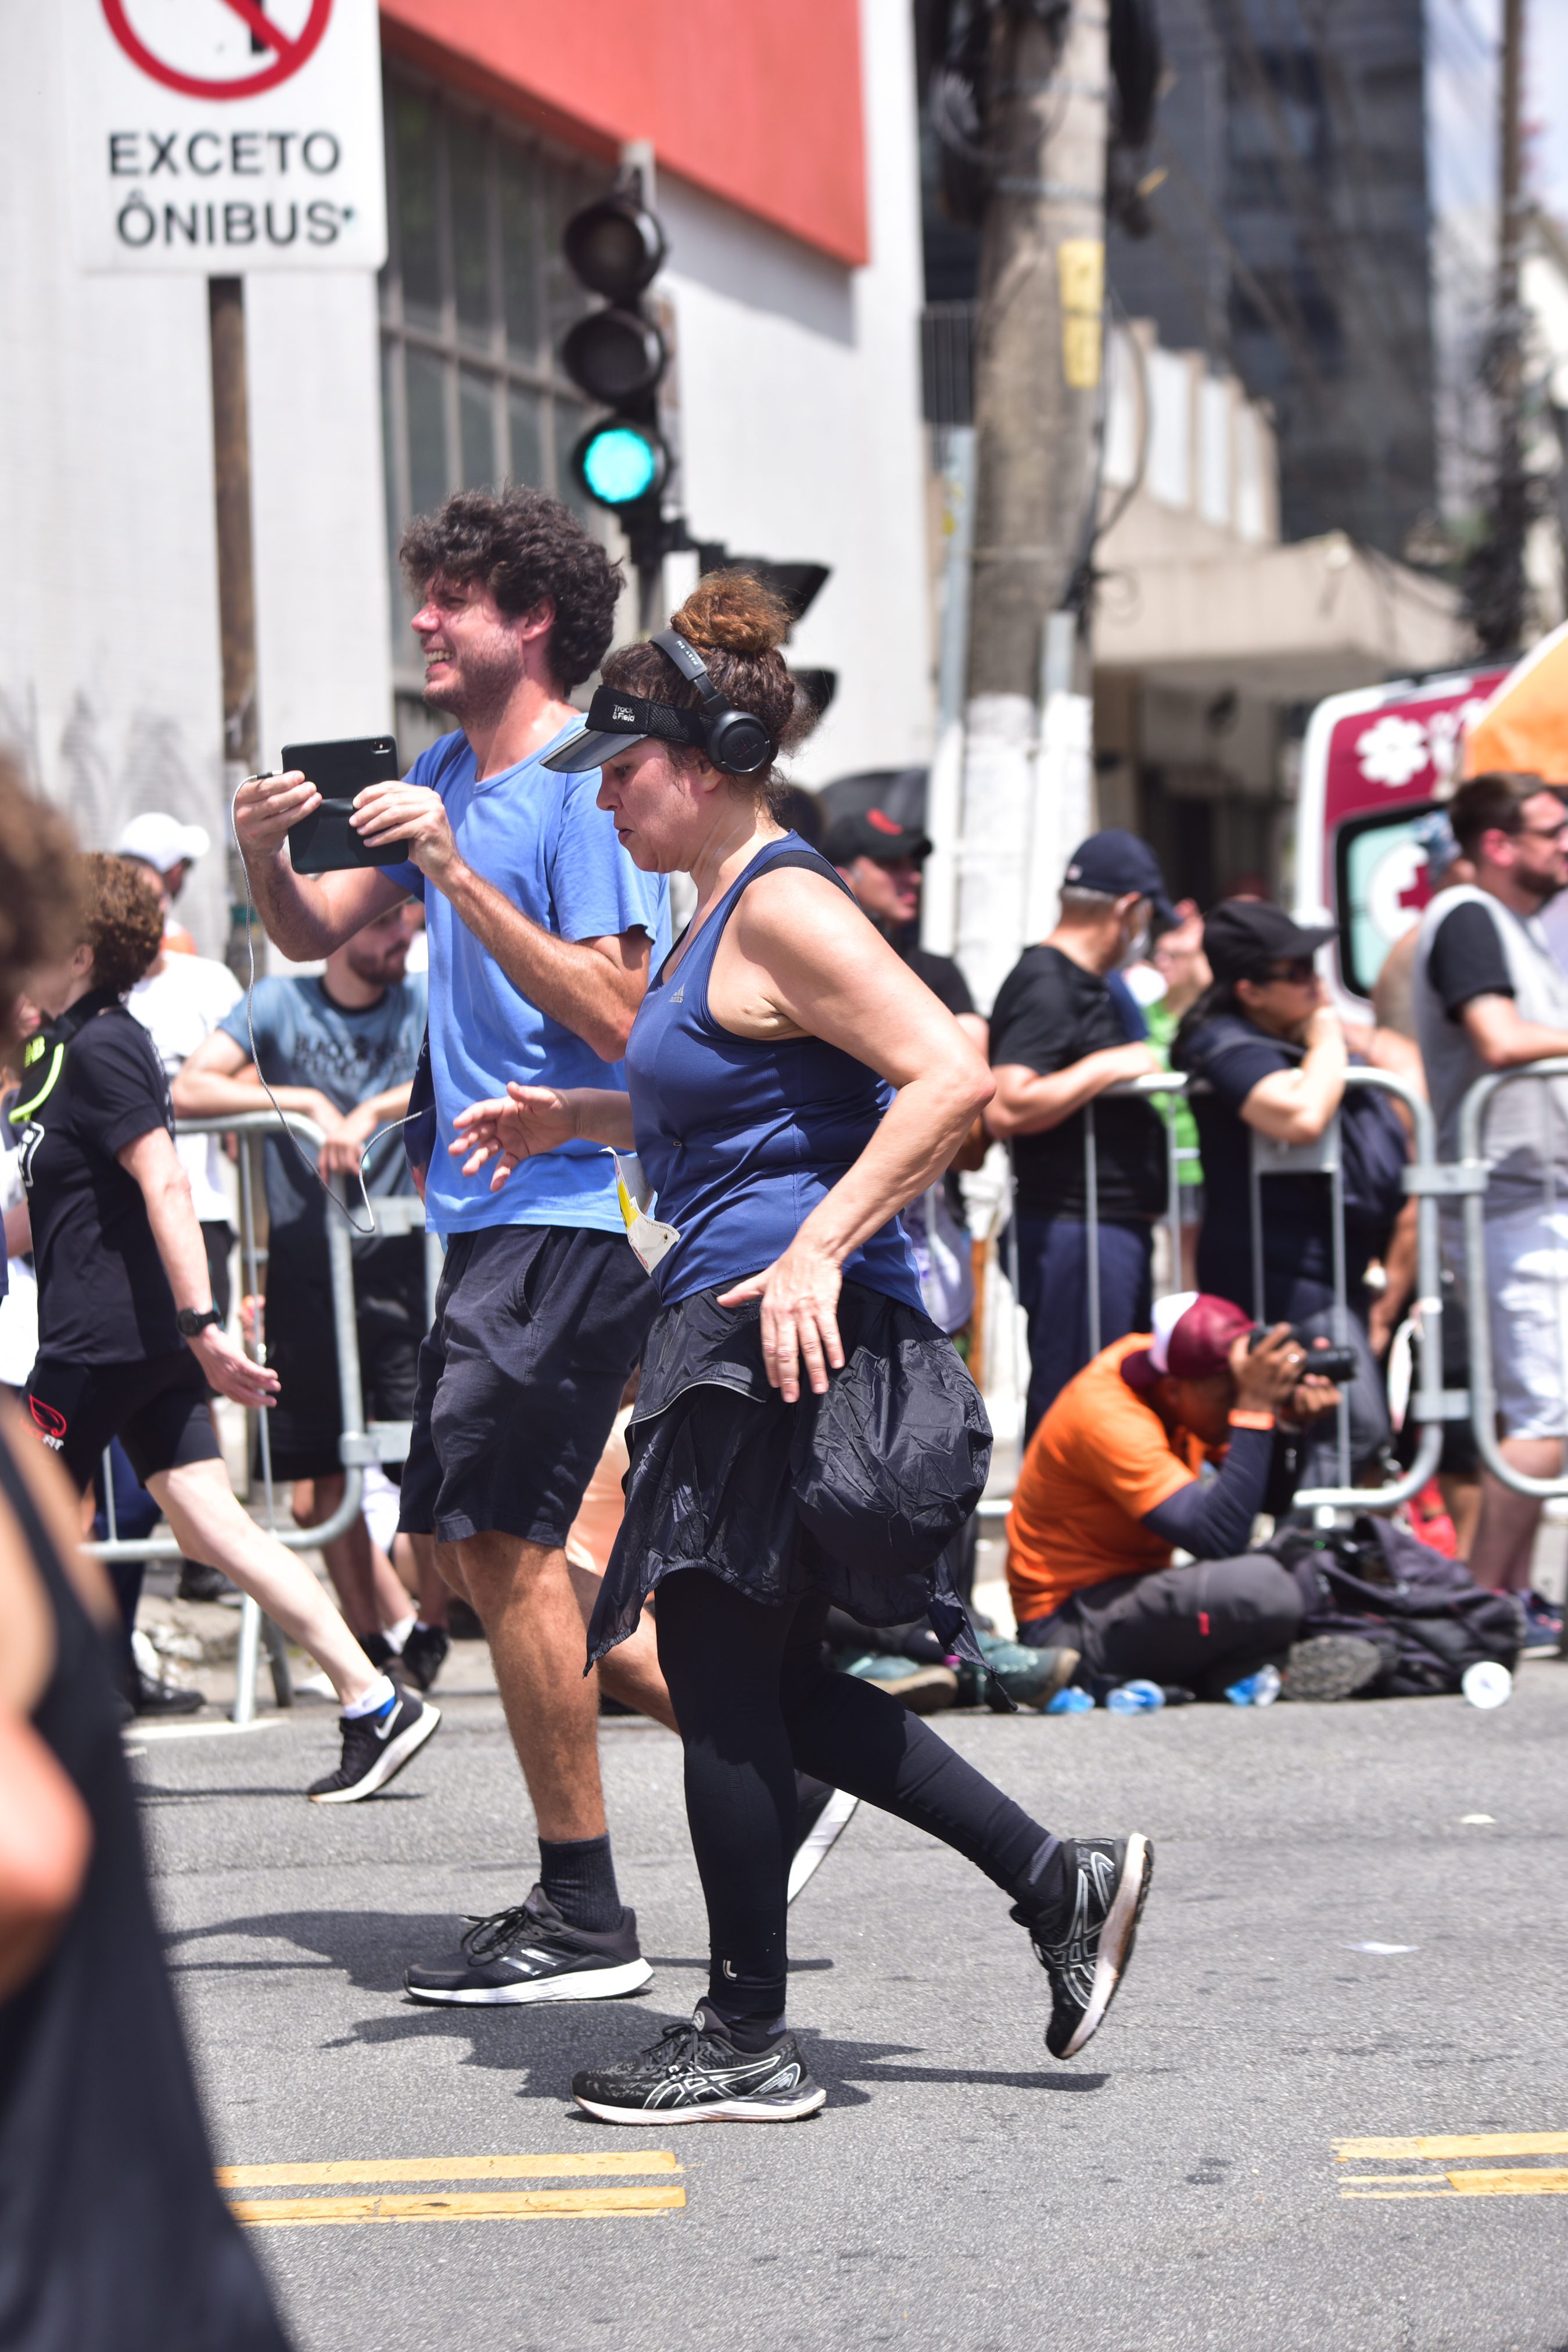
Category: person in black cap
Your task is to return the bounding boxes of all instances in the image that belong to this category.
[820,809,982,1038]
[986,830,1174,1436]
[1171,899,1408,1482]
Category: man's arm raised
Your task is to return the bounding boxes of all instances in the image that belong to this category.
[233,770,410,959]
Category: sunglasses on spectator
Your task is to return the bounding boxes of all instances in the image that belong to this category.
[1515,818,1568,841]
[1255,958,1318,985]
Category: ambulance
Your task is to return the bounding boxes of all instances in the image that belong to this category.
[1296,622,1568,1008]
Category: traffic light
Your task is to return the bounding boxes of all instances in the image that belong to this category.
[559,182,671,518]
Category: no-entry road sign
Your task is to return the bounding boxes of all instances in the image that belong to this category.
[64,0,386,271]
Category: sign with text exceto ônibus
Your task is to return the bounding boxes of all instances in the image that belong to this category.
[64,0,386,273]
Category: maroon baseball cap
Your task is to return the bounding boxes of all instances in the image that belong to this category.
[1121,1292,1253,1392]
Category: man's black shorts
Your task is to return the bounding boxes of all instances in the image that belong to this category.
[260,1239,425,1483]
[399,1224,656,1550]
[25,1350,221,1493]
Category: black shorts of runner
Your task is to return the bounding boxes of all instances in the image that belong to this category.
[24,1349,220,1494]
[399,1224,656,1550]
[259,1239,426,1484]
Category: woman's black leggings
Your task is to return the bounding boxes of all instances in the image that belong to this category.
[653,1569,1054,2021]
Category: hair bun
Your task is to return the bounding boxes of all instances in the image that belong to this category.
[670,569,791,658]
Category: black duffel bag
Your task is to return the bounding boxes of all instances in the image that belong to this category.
[1270,1514,1520,1695]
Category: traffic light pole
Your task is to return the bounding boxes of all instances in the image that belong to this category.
[953,2,1109,1013]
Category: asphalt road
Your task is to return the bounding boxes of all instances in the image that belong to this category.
[132,1645,1568,2352]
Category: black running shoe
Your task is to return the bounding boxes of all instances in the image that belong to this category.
[404,1885,652,2006]
[307,1688,440,1804]
[572,2007,826,2125]
[1014,1834,1154,2060]
[399,1623,450,1693]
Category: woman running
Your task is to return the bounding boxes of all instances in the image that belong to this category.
[18,852,438,1802]
[453,573,1153,2124]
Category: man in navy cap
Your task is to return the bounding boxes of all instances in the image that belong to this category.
[986,830,1175,1434]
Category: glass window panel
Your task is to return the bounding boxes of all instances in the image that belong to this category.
[507,383,544,487]
[449,126,491,351]
[460,367,497,488]
[553,395,593,520]
[390,88,441,333]
[497,142,539,367]
[407,347,449,517]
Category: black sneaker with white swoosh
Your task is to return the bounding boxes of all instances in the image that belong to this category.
[403,1885,652,2006]
[1013,1834,1154,2059]
[307,1688,440,1804]
[572,2006,827,2124]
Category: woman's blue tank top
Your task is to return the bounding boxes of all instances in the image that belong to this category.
[623,834,924,1310]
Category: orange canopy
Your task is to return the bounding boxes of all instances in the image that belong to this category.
[1463,620,1568,782]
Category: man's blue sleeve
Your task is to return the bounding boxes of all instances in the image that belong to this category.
[1141,1424,1275,1558]
[550,772,666,945]
[217,978,288,1077]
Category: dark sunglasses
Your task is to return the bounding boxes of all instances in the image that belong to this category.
[1254,958,1318,985]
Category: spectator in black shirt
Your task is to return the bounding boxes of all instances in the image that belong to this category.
[1172,899,1407,1483]
[17,855,439,1801]
[986,830,1172,1435]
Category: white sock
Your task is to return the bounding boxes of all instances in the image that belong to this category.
[343,1672,397,1719]
[385,1612,416,1652]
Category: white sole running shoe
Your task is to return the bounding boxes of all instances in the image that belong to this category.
[404,1886,653,2005]
[307,1691,440,1804]
[572,2012,827,2124]
[1015,1834,1154,2059]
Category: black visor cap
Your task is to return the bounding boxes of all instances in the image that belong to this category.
[542,689,709,773]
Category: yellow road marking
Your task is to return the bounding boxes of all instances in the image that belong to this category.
[1335,2133,1568,2160]
[1439,2170,1568,2197]
[229,2187,684,2227]
[218,2152,680,2188]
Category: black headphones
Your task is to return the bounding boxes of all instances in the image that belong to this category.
[650,629,777,777]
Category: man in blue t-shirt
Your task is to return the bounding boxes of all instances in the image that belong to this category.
[234,486,672,2008]
[174,899,449,1684]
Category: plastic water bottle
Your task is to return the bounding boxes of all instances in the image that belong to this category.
[1106,1679,1165,1715]
[1044,1685,1095,1715]
[1225,1665,1283,1708]
[1461,1660,1512,1709]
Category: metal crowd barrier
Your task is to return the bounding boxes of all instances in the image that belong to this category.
[1456,1057,1568,1501]
[992,1066,1452,1524]
[85,1110,432,1722]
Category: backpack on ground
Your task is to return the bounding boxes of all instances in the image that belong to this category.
[1269,1514,1520,1696]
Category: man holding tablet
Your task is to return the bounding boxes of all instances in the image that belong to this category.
[234,486,670,2006]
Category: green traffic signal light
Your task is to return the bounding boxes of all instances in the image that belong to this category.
[573,420,668,509]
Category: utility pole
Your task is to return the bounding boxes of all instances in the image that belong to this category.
[1463,0,1529,656]
[953,0,1109,1013]
[208,276,263,981]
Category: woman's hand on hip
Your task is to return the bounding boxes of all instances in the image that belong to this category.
[719,1242,844,1404]
[451,1083,579,1189]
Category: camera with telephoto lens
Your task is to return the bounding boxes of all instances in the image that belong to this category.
[1247,1326,1358,1383]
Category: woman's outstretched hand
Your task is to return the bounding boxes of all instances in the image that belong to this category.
[718,1240,844,1403]
[451,1083,578,1190]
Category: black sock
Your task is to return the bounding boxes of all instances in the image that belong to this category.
[700,1999,785,2052]
[539,1834,622,1933]
[1014,1834,1072,1928]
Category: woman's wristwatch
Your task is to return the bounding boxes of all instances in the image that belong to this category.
[176,1307,223,1338]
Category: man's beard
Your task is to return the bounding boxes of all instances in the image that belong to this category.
[426,635,526,728]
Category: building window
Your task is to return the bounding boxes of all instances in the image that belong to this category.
[378,71,612,740]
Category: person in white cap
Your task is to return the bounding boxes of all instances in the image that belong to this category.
[112,812,211,958]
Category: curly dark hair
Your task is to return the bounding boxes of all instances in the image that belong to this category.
[399,486,623,691]
[0,756,80,1056]
[600,571,812,813]
[80,854,166,995]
